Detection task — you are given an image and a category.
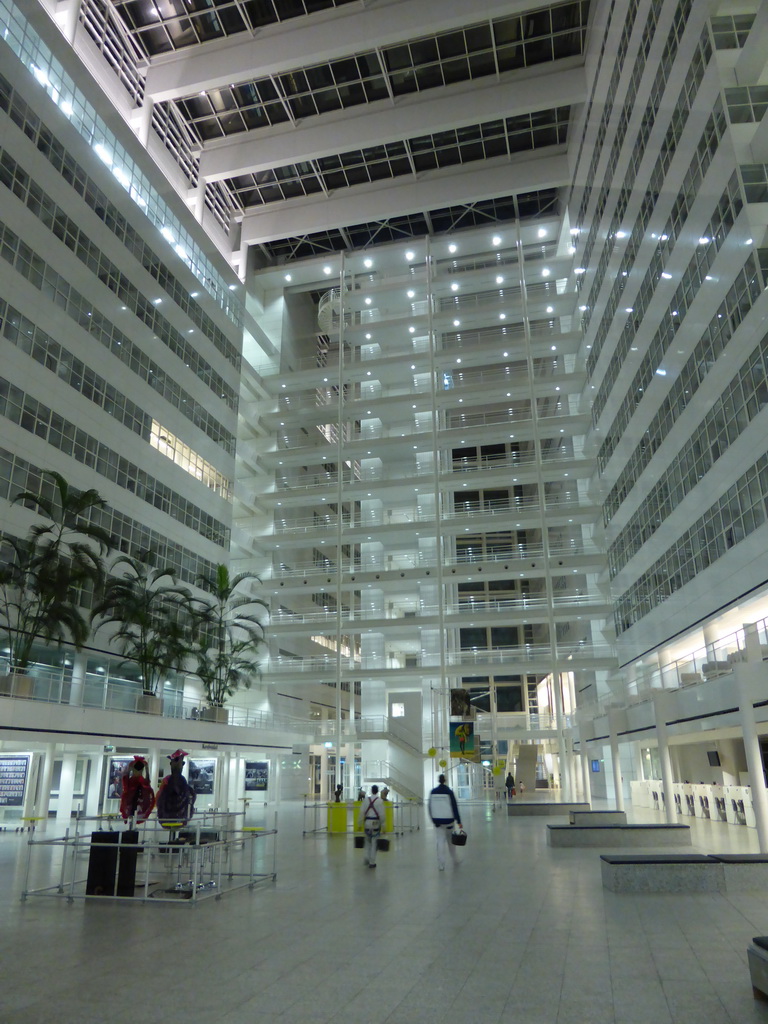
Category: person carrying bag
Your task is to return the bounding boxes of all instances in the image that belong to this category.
[427,773,464,870]
[358,784,385,869]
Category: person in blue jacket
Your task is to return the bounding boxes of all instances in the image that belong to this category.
[427,774,463,870]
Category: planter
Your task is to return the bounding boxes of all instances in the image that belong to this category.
[201,705,229,724]
[0,673,34,698]
[137,694,163,715]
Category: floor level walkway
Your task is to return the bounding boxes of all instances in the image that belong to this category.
[1,797,768,1024]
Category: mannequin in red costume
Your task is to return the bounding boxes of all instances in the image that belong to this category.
[119,756,155,824]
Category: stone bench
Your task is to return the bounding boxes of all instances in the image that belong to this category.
[548,824,691,848]
[709,854,768,891]
[507,801,589,817]
[748,937,768,1000]
[569,810,627,826]
[600,854,721,892]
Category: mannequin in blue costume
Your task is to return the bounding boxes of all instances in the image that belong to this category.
[155,748,196,827]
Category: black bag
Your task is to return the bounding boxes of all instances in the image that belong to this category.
[451,828,467,847]
[377,837,390,852]
[354,835,365,849]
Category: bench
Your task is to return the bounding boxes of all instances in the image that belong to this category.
[600,854,721,892]
[569,810,627,826]
[549,824,691,848]
[507,801,589,817]
[748,937,768,1000]
[709,854,768,890]
[601,853,768,893]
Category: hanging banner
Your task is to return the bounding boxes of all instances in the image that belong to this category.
[188,758,216,795]
[245,761,269,791]
[449,722,478,762]
[0,755,29,806]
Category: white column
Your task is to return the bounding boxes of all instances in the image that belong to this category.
[36,743,56,830]
[21,753,37,824]
[580,747,592,805]
[195,177,206,224]
[607,710,624,812]
[69,653,86,707]
[84,753,104,817]
[56,752,77,824]
[736,623,768,852]
[652,691,677,824]
[220,754,231,811]
[137,99,154,148]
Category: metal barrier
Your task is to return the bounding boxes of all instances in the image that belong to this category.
[20,813,277,905]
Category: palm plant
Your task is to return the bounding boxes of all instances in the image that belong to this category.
[0,472,110,671]
[192,565,267,708]
[91,551,192,697]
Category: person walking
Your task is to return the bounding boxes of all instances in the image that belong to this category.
[358,784,385,869]
[505,772,515,799]
[428,773,463,870]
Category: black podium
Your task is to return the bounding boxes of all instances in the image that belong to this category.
[85,830,139,896]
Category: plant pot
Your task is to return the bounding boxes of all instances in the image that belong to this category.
[201,705,229,724]
[0,673,34,698]
[137,694,163,715]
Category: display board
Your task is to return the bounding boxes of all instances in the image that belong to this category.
[0,755,29,807]
[449,722,478,762]
[106,757,133,800]
[188,758,216,795]
[245,761,268,791]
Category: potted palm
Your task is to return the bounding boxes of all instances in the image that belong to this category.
[192,565,267,723]
[91,551,192,713]
[0,472,110,696]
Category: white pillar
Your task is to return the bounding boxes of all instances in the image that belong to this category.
[36,743,56,830]
[736,623,768,852]
[608,711,625,812]
[652,692,677,824]
[69,653,86,707]
[137,98,154,149]
[220,754,231,811]
[195,177,206,224]
[56,752,77,824]
[84,753,104,817]
[580,747,592,805]
[21,753,37,823]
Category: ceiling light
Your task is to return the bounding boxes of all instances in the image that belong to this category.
[496,275,504,284]
[448,243,457,253]
[451,283,459,292]
[323,266,332,275]
[453,319,460,327]
[364,297,372,305]
[537,228,547,238]
[407,290,415,298]
[284,274,292,282]
[492,235,502,246]
[546,306,554,313]
[363,258,373,268]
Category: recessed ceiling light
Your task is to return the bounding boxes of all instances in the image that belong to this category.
[405,250,415,261]
[284,274,292,282]
[492,235,502,246]
[448,243,457,253]
[323,266,332,275]
[363,258,373,268]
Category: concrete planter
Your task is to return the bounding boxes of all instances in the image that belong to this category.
[201,705,229,724]
[137,694,163,715]
[0,673,34,698]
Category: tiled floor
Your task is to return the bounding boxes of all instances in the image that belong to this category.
[2,798,768,1024]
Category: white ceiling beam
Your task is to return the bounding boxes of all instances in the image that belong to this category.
[237,150,570,246]
[144,0,542,103]
[199,64,585,182]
